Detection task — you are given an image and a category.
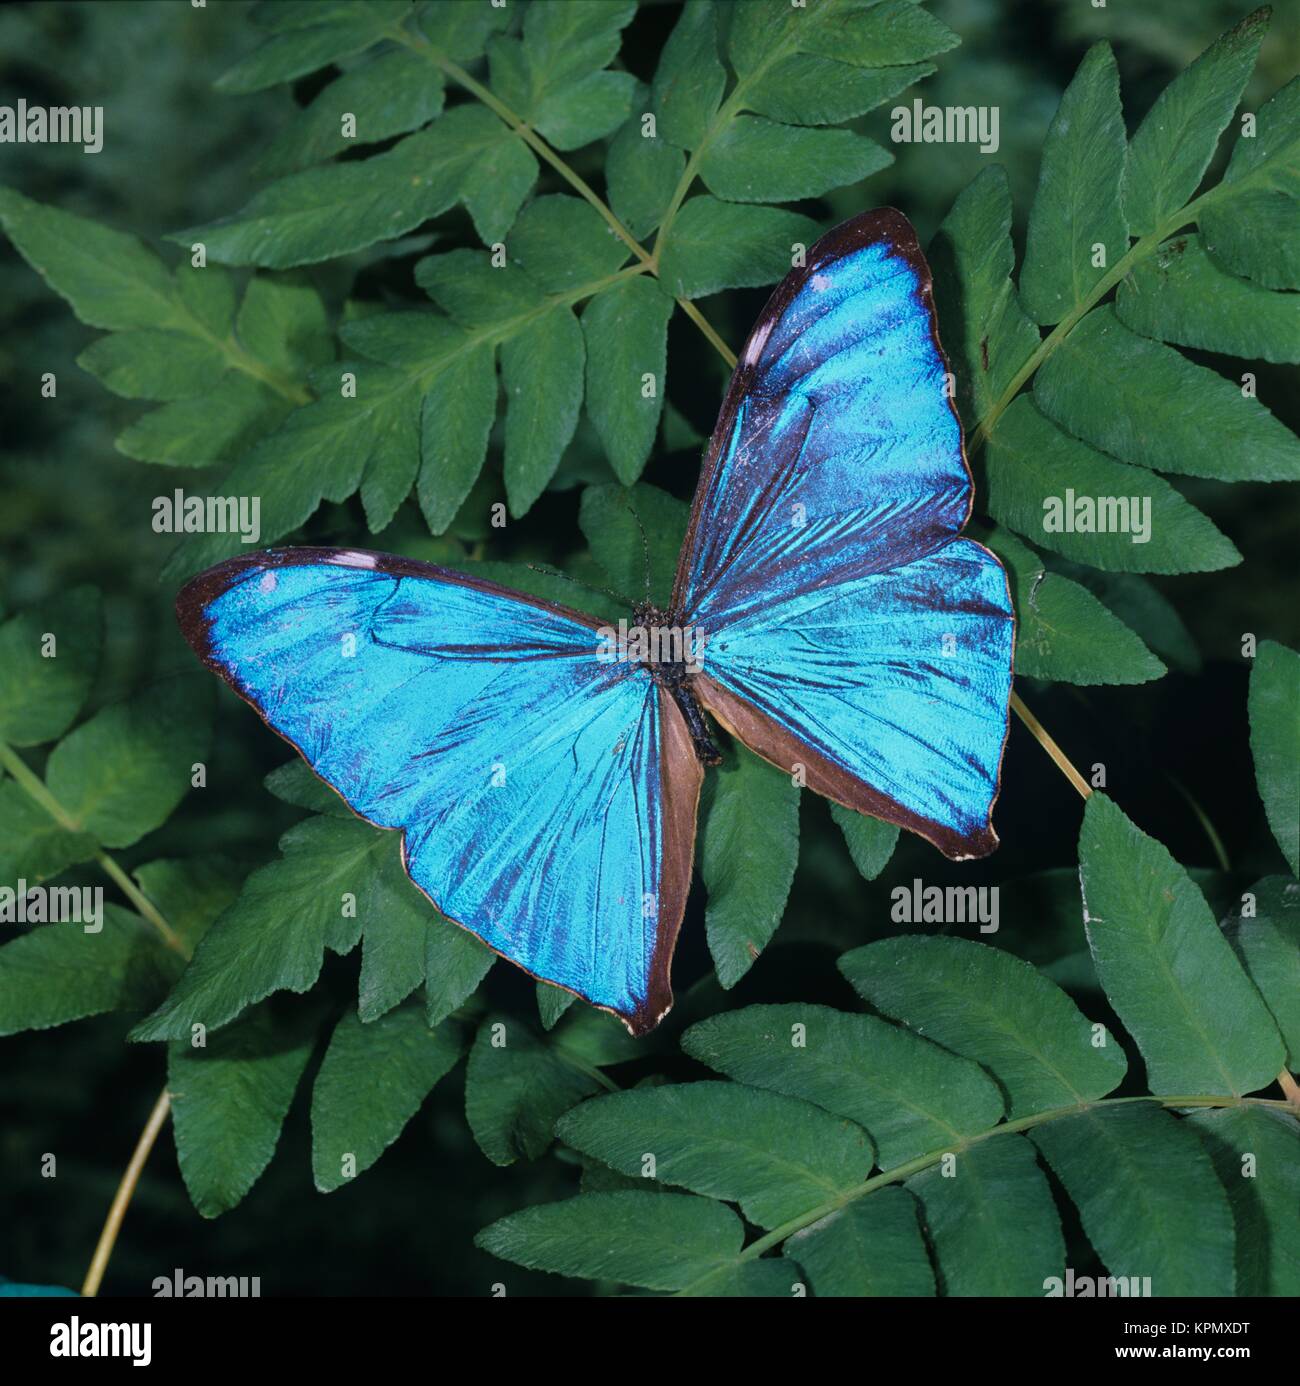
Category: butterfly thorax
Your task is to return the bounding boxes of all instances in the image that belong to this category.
[629,601,721,766]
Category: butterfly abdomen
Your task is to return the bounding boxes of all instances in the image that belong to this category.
[669,683,723,767]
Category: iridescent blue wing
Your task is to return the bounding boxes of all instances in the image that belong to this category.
[177,548,702,1034]
[676,210,1014,858]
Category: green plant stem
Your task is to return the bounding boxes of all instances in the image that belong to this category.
[416,262,651,390]
[558,1051,620,1094]
[418,43,650,264]
[389,26,738,382]
[969,110,1297,457]
[1170,775,1231,871]
[95,852,187,956]
[674,1090,1291,1295]
[1,741,190,1294]
[649,23,804,264]
[679,299,737,368]
[967,193,1213,454]
[0,741,187,956]
[960,195,1230,792]
[211,332,311,406]
[1010,691,1091,801]
[80,1087,172,1297]
[162,289,309,407]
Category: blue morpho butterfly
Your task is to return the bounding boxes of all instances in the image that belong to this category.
[177,210,1015,1037]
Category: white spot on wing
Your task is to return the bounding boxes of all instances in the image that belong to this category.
[743,317,775,366]
[334,551,377,569]
[259,571,277,592]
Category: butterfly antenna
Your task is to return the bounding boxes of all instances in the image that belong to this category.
[525,563,630,610]
[623,495,652,606]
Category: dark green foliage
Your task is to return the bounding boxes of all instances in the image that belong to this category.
[485,882,1292,1295]
[0,0,1295,1299]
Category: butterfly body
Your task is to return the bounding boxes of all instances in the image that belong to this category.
[177,209,1016,1036]
[623,601,721,765]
